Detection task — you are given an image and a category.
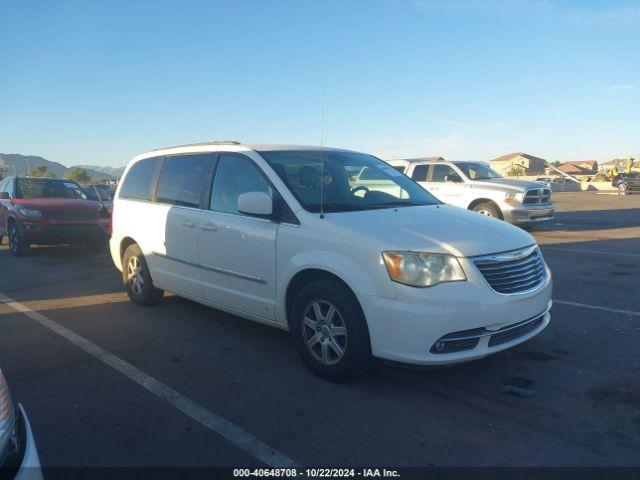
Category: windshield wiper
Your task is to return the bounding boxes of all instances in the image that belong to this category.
[309,203,368,212]
[367,201,427,209]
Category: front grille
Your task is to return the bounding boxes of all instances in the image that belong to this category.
[488,314,545,347]
[44,210,98,221]
[474,247,547,294]
[523,188,551,204]
[42,224,100,236]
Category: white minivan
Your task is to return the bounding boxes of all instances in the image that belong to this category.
[110,142,552,381]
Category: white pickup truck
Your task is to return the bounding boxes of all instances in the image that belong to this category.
[385,159,554,230]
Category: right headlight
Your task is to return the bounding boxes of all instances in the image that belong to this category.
[382,251,466,287]
[0,368,16,464]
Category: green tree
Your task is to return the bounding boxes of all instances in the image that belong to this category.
[64,167,91,184]
[28,165,56,177]
[506,166,522,177]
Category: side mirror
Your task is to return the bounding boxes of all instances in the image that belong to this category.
[445,174,462,183]
[0,192,9,199]
[237,191,273,217]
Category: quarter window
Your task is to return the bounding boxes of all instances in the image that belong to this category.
[210,155,272,215]
[119,157,161,201]
[156,154,213,208]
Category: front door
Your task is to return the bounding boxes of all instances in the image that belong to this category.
[418,164,467,208]
[198,153,278,320]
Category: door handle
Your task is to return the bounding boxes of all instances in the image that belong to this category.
[200,222,218,232]
[180,220,195,228]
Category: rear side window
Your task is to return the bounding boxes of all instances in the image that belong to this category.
[119,157,161,201]
[156,154,213,208]
[411,165,429,182]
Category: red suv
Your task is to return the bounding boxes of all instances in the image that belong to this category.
[0,176,110,256]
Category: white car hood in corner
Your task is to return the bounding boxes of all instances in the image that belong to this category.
[323,204,536,258]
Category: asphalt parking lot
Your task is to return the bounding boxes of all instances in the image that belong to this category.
[0,191,639,468]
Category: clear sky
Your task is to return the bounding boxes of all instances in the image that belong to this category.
[1,0,638,167]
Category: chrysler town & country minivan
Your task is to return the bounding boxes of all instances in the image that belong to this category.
[110,142,552,381]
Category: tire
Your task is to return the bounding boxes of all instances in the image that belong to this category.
[618,182,628,195]
[122,243,164,305]
[8,222,29,257]
[289,279,373,382]
[472,202,501,219]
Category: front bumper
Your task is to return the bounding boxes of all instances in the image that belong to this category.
[2,405,42,480]
[502,204,554,225]
[20,221,109,245]
[358,263,553,366]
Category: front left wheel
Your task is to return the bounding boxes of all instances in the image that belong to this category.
[289,279,373,382]
[472,201,501,218]
[8,223,29,256]
[122,243,164,305]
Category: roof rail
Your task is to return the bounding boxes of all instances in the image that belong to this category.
[152,140,242,151]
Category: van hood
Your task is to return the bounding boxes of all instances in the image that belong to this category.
[474,178,547,192]
[323,204,535,257]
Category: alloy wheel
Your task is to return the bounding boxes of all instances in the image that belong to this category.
[302,300,348,365]
[9,227,18,254]
[127,256,144,295]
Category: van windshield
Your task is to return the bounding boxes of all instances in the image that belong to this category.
[259,149,439,213]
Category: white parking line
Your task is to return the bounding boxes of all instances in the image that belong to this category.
[0,292,298,467]
[541,246,640,259]
[554,300,640,317]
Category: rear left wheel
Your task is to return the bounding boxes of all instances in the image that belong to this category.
[122,243,164,305]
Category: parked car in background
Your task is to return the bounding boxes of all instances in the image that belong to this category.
[110,142,552,381]
[0,367,42,480]
[387,159,554,230]
[0,176,110,256]
[612,172,640,194]
[81,183,114,213]
[535,177,552,187]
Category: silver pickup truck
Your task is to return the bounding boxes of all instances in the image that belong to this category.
[386,159,554,230]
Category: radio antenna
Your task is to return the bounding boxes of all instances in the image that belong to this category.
[319,92,325,219]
